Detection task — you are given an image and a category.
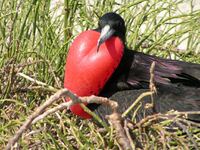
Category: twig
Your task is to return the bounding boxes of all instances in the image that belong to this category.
[7,88,94,149]
[6,89,131,150]
[32,95,118,128]
[82,95,118,112]
[124,120,136,149]
[149,61,157,113]
[132,110,200,129]
[6,89,70,150]
[176,117,200,128]
[149,61,156,93]
[134,113,164,128]
[106,113,132,150]
[32,102,73,124]
[122,91,153,117]
[8,72,131,149]
[167,110,200,116]
[122,61,156,117]
[17,72,57,92]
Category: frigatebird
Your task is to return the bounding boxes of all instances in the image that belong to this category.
[64,12,200,121]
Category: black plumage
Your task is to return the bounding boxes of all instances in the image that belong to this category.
[94,85,200,122]
[88,12,200,121]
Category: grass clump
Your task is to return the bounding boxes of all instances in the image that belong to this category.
[0,0,200,149]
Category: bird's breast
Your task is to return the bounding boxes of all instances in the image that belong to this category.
[64,30,124,118]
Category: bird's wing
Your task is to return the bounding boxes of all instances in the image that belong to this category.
[94,86,200,122]
[100,49,200,96]
[126,50,200,88]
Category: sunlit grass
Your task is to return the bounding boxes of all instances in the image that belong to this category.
[0,0,200,149]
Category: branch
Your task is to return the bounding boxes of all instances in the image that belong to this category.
[122,91,153,117]
[149,61,156,93]
[6,89,132,150]
[33,95,118,125]
[106,113,132,150]
[32,102,73,124]
[6,89,70,150]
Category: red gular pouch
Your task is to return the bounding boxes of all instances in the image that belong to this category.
[64,30,124,119]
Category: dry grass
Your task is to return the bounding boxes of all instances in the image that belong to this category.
[1,0,200,149]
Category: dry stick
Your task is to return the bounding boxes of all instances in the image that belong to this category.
[124,120,136,149]
[122,91,153,117]
[175,117,200,127]
[32,102,73,124]
[134,113,165,128]
[115,61,157,149]
[149,61,157,113]
[6,87,131,150]
[133,110,200,129]
[17,72,57,92]
[6,89,69,150]
[12,73,131,150]
[167,111,200,116]
[106,113,132,150]
[149,61,156,93]
[122,62,156,117]
[33,95,118,125]
[6,88,80,149]
[33,96,132,149]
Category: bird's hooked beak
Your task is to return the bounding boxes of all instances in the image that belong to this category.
[97,25,115,52]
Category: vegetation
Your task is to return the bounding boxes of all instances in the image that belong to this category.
[0,0,200,149]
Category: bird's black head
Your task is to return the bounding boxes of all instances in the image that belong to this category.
[96,12,126,51]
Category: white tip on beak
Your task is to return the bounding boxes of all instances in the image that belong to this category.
[97,25,115,52]
[97,25,111,45]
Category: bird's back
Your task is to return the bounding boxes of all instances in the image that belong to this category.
[94,85,200,122]
[128,50,200,87]
[92,49,200,122]
[101,49,200,96]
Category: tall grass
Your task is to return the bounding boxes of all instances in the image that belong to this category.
[0,0,200,149]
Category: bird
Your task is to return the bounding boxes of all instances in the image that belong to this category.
[64,12,200,122]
